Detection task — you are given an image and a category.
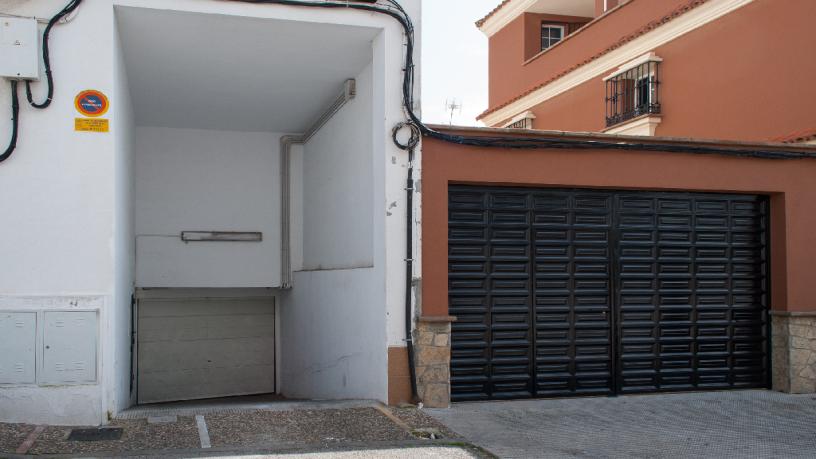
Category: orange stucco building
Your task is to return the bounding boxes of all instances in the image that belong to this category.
[477,0,816,143]
[408,0,816,408]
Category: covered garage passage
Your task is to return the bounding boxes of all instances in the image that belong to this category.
[448,186,769,401]
[114,4,390,406]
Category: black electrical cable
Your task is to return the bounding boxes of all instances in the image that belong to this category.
[394,121,421,404]
[0,80,20,163]
[24,0,84,109]
[235,0,815,160]
[0,0,82,163]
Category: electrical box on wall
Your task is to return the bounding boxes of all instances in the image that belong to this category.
[0,312,36,384]
[0,17,39,80]
[42,311,97,384]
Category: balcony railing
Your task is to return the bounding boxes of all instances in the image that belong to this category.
[605,60,660,127]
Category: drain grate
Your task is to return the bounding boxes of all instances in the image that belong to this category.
[412,427,445,440]
[67,428,124,442]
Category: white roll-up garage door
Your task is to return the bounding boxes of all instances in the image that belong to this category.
[137,296,275,404]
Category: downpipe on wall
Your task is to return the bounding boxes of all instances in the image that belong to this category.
[279,135,303,289]
[394,122,421,404]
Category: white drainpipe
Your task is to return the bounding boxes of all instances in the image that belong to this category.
[279,79,357,289]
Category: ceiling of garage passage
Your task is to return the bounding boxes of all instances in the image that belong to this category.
[115,6,380,132]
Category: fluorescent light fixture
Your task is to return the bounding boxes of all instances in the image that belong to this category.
[181,231,263,242]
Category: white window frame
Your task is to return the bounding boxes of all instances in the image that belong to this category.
[541,24,566,51]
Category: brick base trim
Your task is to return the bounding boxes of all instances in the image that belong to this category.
[772,314,816,393]
[387,346,413,405]
[414,317,454,408]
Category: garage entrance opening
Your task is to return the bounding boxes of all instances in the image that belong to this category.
[449,186,770,401]
[115,5,382,406]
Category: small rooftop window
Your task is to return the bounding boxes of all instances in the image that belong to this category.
[541,24,565,51]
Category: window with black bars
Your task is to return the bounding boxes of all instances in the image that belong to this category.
[605,60,660,127]
[508,118,532,129]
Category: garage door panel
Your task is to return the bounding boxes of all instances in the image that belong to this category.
[139,316,209,342]
[492,245,529,258]
[616,192,768,394]
[492,212,529,226]
[533,190,614,397]
[535,213,570,225]
[141,314,274,343]
[139,335,275,371]
[532,194,570,209]
[139,298,273,316]
[491,193,529,208]
[139,364,276,404]
[449,228,487,241]
[138,297,275,404]
[449,210,487,224]
[450,186,768,401]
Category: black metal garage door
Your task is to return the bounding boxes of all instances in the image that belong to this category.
[449,186,769,401]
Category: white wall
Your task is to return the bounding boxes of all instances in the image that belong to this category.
[0,0,420,424]
[109,13,136,415]
[280,268,385,400]
[0,0,116,426]
[281,61,388,401]
[379,0,423,350]
[134,127,282,288]
[302,65,374,271]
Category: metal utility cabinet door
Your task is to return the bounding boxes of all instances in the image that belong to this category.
[137,297,275,404]
[448,186,769,401]
[0,312,36,384]
[42,311,98,384]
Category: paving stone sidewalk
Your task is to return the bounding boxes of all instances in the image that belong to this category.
[428,390,816,459]
[0,405,486,458]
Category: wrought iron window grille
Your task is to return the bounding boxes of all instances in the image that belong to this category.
[605,60,661,127]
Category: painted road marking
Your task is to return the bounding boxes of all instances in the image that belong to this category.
[16,425,45,454]
[147,415,178,424]
[195,415,211,449]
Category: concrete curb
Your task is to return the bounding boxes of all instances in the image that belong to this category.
[115,399,380,420]
[4,439,496,459]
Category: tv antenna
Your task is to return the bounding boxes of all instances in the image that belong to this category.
[444,98,463,125]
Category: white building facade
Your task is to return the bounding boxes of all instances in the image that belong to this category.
[0,0,421,425]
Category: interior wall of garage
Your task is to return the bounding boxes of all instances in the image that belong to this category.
[421,133,816,319]
[281,59,388,402]
[133,127,283,288]
[301,63,374,271]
